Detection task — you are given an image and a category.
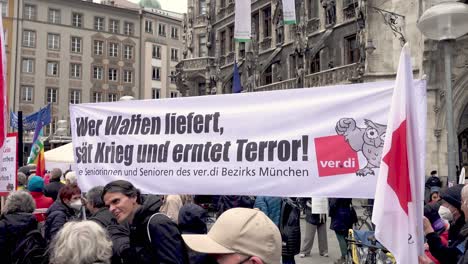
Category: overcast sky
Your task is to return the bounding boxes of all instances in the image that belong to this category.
[128,0,188,13]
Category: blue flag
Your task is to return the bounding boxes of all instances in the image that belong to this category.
[232,61,242,93]
[10,104,51,130]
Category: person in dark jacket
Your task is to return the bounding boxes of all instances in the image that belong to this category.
[254,196,282,226]
[178,204,217,264]
[102,180,188,264]
[216,195,254,217]
[44,168,65,201]
[457,184,468,264]
[44,184,81,242]
[299,198,328,258]
[280,198,301,264]
[0,190,39,263]
[86,185,131,264]
[425,184,466,264]
[329,198,357,264]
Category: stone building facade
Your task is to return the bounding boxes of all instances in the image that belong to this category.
[176,0,468,179]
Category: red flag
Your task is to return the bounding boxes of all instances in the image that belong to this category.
[36,150,45,177]
[372,44,426,263]
[0,11,7,149]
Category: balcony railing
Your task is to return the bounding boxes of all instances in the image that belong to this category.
[307,18,320,34]
[304,63,361,87]
[219,55,226,67]
[226,2,235,15]
[255,78,297,92]
[217,8,225,20]
[177,57,216,71]
[196,15,207,24]
[260,37,272,51]
[226,52,235,65]
[343,3,358,21]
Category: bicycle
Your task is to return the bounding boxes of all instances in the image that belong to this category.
[345,229,395,264]
[353,205,374,231]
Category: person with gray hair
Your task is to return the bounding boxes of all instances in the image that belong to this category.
[50,220,113,264]
[44,168,65,201]
[0,191,39,263]
[17,172,27,190]
[65,171,78,185]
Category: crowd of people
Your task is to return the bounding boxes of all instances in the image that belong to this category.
[2,167,468,264]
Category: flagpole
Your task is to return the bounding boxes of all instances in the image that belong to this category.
[18,111,23,167]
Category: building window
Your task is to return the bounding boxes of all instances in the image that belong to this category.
[152,67,160,80]
[47,33,60,50]
[93,92,102,103]
[21,86,33,102]
[170,70,176,83]
[123,70,133,83]
[94,17,105,31]
[199,0,207,15]
[170,91,178,98]
[93,66,103,80]
[345,34,360,64]
[198,35,207,57]
[109,43,119,57]
[108,68,118,81]
[220,31,226,56]
[94,40,104,55]
[158,24,166,37]
[1,1,7,17]
[124,45,133,60]
[171,27,179,39]
[71,36,82,53]
[44,118,57,136]
[307,0,318,19]
[22,58,34,73]
[220,0,226,8]
[70,63,81,79]
[170,48,178,61]
[47,88,58,103]
[70,90,81,104]
[252,13,260,42]
[263,7,271,38]
[22,30,36,47]
[264,65,272,85]
[239,42,246,58]
[228,25,234,52]
[46,61,59,77]
[72,13,83,28]
[152,88,161,99]
[24,4,36,20]
[145,20,153,33]
[124,22,134,36]
[108,93,117,102]
[152,45,161,59]
[109,19,119,33]
[310,52,320,74]
[48,9,61,24]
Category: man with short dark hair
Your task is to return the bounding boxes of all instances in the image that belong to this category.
[86,186,116,227]
[44,168,65,201]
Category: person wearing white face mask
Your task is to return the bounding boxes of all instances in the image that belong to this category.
[44,184,82,242]
[424,184,466,264]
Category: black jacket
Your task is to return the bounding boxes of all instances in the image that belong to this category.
[280,198,301,257]
[44,200,76,241]
[90,208,131,264]
[427,216,467,264]
[43,179,65,201]
[216,195,254,217]
[458,222,468,264]
[0,212,38,263]
[128,195,188,264]
[329,198,357,232]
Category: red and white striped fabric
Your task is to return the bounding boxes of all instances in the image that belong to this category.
[372,44,426,264]
[0,9,8,162]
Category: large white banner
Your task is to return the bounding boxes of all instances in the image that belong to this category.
[282,0,296,24]
[234,0,251,41]
[70,81,426,198]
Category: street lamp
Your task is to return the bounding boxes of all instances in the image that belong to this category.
[417,1,468,186]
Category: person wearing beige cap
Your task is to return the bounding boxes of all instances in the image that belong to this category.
[182,207,282,264]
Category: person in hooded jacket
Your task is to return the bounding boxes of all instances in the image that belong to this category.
[102,180,189,264]
[425,184,467,264]
[44,168,65,201]
[0,191,39,263]
[329,198,357,264]
[178,203,217,264]
[44,184,82,242]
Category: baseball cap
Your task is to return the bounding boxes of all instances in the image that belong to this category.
[182,208,281,264]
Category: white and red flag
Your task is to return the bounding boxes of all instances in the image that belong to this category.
[372,44,426,263]
[0,8,8,166]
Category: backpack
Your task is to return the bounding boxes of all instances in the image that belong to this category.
[12,229,48,264]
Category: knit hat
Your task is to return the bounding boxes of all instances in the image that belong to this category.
[28,176,44,192]
[424,202,445,232]
[430,186,441,195]
[441,184,464,210]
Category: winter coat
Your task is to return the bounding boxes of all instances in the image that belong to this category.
[30,191,54,222]
[89,208,131,264]
[458,222,468,264]
[160,195,184,224]
[427,216,467,264]
[178,204,216,264]
[44,200,76,242]
[127,194,189,264]
[280,198,301,257]
[329,198,357,232]
[217,195,254,217]
[254,196,282,226]
[43,179,65,201]
[0,212,39,263]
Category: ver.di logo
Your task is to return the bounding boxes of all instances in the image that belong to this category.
[314,118,387,177]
